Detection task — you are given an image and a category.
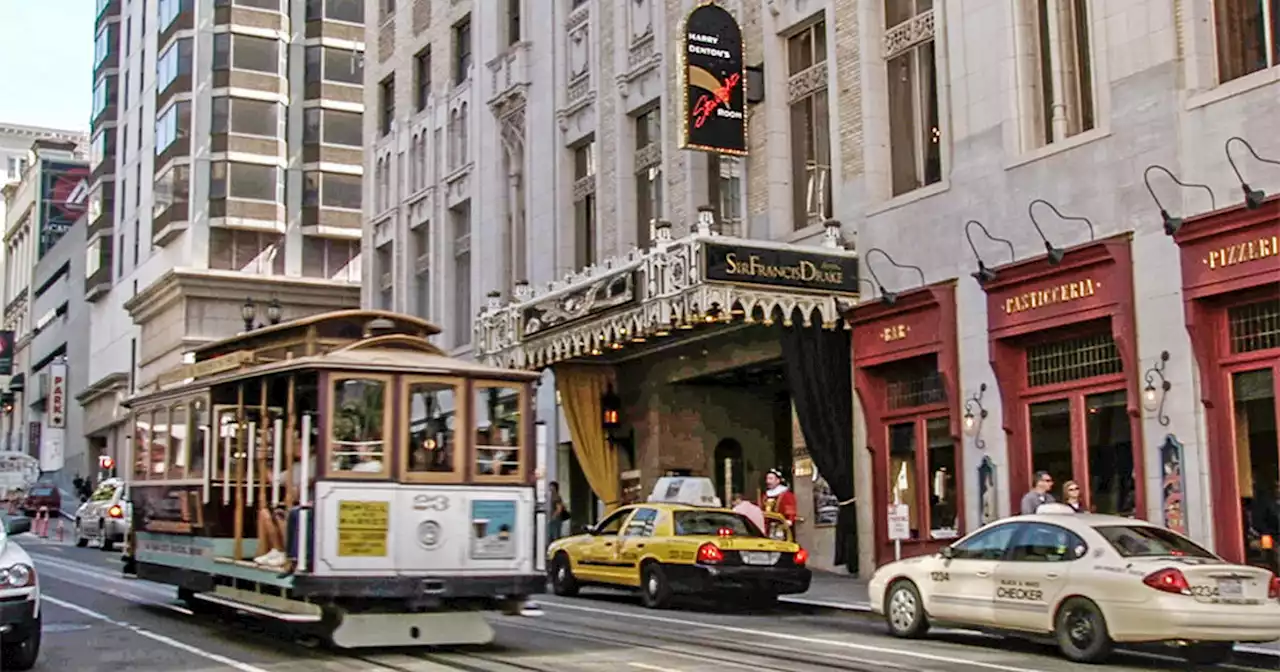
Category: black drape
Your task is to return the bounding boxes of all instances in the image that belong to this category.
[780,318,858,574]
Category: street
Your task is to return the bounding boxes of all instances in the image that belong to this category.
[7,538,1278,672]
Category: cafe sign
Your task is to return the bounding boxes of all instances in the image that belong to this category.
[1203,234,1278,270]
[703,242,860,294]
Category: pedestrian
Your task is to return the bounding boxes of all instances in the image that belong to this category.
[548,481,569,543]
[1019,471,1056,515]
[758,469,797,526]
[1062,480,1083,512]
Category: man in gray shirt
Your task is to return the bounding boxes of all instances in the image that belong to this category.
[1020,471,1057,515]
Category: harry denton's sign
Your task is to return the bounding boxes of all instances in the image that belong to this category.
[704,242,859,293]
[680,2,746,155]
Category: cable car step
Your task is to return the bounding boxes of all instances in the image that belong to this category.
[191,591,324,623]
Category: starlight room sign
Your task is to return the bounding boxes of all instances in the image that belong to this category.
[679,2,746,155]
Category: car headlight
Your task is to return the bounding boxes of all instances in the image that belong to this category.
[0,564,34,588]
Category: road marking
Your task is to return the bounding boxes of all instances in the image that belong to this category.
[628,663,684,672]
[32,553,178,600]
[542,601,1045,672]
[34,561,193,616]
[43,595,270,672]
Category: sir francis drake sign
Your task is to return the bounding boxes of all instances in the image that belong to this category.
[704,242,860,294]
[680,2,746,155]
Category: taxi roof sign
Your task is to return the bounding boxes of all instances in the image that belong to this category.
[1035,503,1077,515]
[647,476,722,508]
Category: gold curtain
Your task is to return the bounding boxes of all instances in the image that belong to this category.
[555,364,620,512]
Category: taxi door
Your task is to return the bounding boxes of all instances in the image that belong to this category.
[613,507,660,587]
[992,522,1084,631]
[928,522,1020,626]
[575,507,635,585]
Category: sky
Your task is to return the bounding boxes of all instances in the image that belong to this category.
[0,0,95,132]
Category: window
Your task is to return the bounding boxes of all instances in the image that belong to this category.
[453,16,472,85]
[302,171,362,210]
[86,237,105,278]
[6,156,28,181]
[787,20,833,226]
[474,384,521,477]
[156,38,190,92]
[1215,0,1280,83]
[1024,0,1094,148]
[414,224,430,318]
[189,401,208,480]
[153,164,190,215]
[123,71,130,109]
[214,0,281,10]
[405,380,460,476]
[303,108,362,146]
[208,228,284,273]
[447,104,469,169]
[593,508,633,535]
[92,78,114,119]
[302,235,360,281]
[708,155,744,236]
[95,25,112,67]
[505,0,521,46]
[210,97,280,137]
[91,131,116,170]
[888,415,958,541]
[572,139,596,268]
[634,107,662,248]
[623,508,659,537]
[379,75,395,136]
[213,34,279,74]
[304,46,363,84]
[885,2,941,196]
[154,100,191,153]
[166,403,188,479]
[1096,525,1218,560]
[452,204,471,346]
[377,243,393,309]
[308,0,364,23]
[1008,523,1087,562]
[414,47,431,110]
[950,523,1019,561]
[673,511,763,537]
[209,161,279,201]
[329,377,389,475]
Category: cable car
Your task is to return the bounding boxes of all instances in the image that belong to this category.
[120,310,543,648]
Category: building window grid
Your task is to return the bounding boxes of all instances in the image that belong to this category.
[379,75,395,136]
[884,2,942,197]
[1025,0,1095,148]
[453,17,472,85]
[787,20,834,228]
[708,154,744,237]
[452,206,472,347]
[882,357,947,410]
[1229,298,1280,354]
[414,224,430,319]
[634,107,662,249]
[414,47,431,110]
[1025,333,1123,388]
[302,171,363,210]
[212,33,281,74]
[1214,0,1280,84]
[572,140,597,269]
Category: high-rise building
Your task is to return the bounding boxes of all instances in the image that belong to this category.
[81,0,368,471]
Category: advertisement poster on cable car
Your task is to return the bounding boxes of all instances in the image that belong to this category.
[133,484,206,535]
[471,499,516,560]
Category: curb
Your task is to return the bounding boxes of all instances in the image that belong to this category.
[779,596,1280,662]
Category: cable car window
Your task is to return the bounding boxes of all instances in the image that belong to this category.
[330,377,388,474]
[405,379,459,475]
[189,399,209,480]
[474,383,522,478]
[169,403,189,479]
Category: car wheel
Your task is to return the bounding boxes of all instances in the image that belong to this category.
[0,614,41,671]
[549,554,579,597]
[640,563,672,610]
[99,522,114,552]
[884,580,929,638]
[1182,642,1233,666]
[1054,597,1114,663]
[74,520,87,548]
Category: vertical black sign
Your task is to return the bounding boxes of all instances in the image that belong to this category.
[0,330,12,376]
[680,2,746,155]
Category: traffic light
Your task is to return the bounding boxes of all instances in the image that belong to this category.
[99,455,116,475]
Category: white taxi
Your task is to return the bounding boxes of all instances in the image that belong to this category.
[0,516,40,670]
[869,505,1280,666]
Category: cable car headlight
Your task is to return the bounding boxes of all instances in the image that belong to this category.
[1,564,34,588]
[418,521,443,550]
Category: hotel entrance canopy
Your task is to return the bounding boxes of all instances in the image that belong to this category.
[473,215,861,370]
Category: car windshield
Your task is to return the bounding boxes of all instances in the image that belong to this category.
[673,511,764,537]
[1095,525,1218,560]
[30,487,53,496]
[90,485,116,501]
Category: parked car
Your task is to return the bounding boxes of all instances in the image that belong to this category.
[20,483,59,518]
[74,478,129,551]
[0,515,41,670]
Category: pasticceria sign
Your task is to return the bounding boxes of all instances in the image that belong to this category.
[703,242,860,294]
[1003,278,1097,315]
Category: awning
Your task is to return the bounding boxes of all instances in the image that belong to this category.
[474,217,861,370]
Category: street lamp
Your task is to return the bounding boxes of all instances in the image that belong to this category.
[241,297,257,332]
[265,297,283,325]
[601,385,621,432]
[242,297,284,331]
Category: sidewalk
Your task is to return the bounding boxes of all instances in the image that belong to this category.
[782,570,1280,659]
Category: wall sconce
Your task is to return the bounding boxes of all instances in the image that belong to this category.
[963,383,989,450]
[1142,165,1216,236]
[1027,199,1096,266]
[1143,350,1172,426]
[864,248,926,306]
[601,385,622,432]
[1225,136,1279,210]
[964,220,1015,284]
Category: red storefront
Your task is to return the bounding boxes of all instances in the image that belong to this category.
[850,281,963,567]
[980,234,1146,517]
[1174,196,1280,566]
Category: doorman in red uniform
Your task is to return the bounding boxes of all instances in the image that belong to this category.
[758,468,798,526]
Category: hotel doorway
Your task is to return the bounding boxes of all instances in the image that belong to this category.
[1229,301,1280,570]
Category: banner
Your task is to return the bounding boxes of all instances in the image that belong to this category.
[0,331,12,376]
[679,2,746,155]
[38,160,91,257]
[49,362,67,429]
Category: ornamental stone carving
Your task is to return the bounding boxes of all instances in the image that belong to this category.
[883,10,936,60]
[629,0,653,43]
[568,23,590,77]
[787,63,828,103]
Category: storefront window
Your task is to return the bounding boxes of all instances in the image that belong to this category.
[168,403,188,479]
[474,384,521,477]
[405,380,459,475]
[1029,399,1072,488]
[1236,368,1279,568]
[926,417,958,538]
[330,377,388,474]
[888,422,918,538]
[1086,390,1134,516]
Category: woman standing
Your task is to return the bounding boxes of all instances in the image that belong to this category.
[548,481,569,543]
[1062,481,1083,512]
[757,468,798,526]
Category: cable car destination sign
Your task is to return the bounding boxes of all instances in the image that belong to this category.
[680,2,746,155]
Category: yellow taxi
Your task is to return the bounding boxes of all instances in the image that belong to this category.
[870,504,1280,666]
[548,477,811,608]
